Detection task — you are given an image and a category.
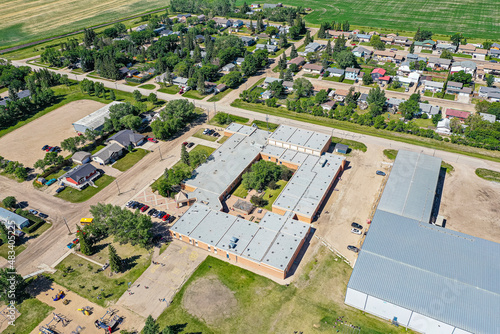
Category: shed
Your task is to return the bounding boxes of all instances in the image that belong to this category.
[233,199,254,215]
[72,151,92,164]
[334,143,349,154]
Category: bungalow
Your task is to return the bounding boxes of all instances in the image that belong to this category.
[345,67,360,80]
[62,163,100,188]
[480,62,500,75]
[0,89,31,107]
[266,45,279,53]
[478,86,500,102]
[446,81,463,94]
[334,89,349,102]
[427,57,452,70]
[304,42,322,53]
[373,50,396,62]
[214,83,227,94]
[394,54,404,64]
[222,63,236,72]
[263,77,283,88]
[480,113,497,123]
[387,97,405,112]
[419,103,440,117]
[378,76,391,85]
[326,30,351,39]
[380,36,393,44]
[214,18,232,28]
[261,90,273,99]
[393,36,410,46]
[408,72,421,84]
[198,14,206,21]
[177,14,192,22]
[356,34,371,43]
[450,61,476,75]
[236,57,245,65]
[107,129,145,149]
[436,43,457,53]
[282,81,294,92]
[72,151,92,165]
[436,118,451,135]
[233,20,244,28]
[458,44,476,55]
[288,56,306,67]
[0,208,30,230]
[172,77,190,89]
[489,49,500,58]
[303,63,323,74]
[472,48,488,60]
[414,40,436,50]
[321,100,336,111]
[240,36,255,46]
[406,53,427,63]
[357,93,369,110]
[135,24,148,32]
[422,80,444,93]
[492,42,500,49]
[92,143,124,165]
[326,68,345,77]
[371,68,386,81]
[398,61,411,75]
[160,30,174,37]
[445,108,470,121]
[396,76,412,87]
[352,46,372,58]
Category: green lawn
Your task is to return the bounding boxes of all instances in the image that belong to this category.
[332,136,367,153]
[262,180,287,210]
[231,182,249,198]
[421,49,433,54]
[91,145,105,154]
[303,73,320,79]
[323,76,343,82]
[112,148,149,172]
[207,88,233,102]
[387,86,406,92]
[158,85,180,94]
[441,161,454,174]
[193,128,218,142]
[209,114,249,126]
[3,298,54,334]
[343,79,355,84]
[156,247,415,334]
[25,222,52,239]
[251,120,279,131]
[50,241,151,307]
[383,149,398,160]
[138,84,156,89]
[0,83,161,139]
[183,90,208,100]
[412,118,434,128]
[268,47,287,59]
[125,82,141,87]
[0,243,26,260]
[218,136,230,144]
[55,174,115,203]
[230,99,500,163]
[475,168,500,182]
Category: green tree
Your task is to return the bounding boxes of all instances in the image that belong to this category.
[147,93,158,104]
[242,160,282,190]
[362,72,373,85]
[77,226,92,255]
[190,150,208,168]
[440,50,453,59]
[486,74,494,87]
[121,115,142,131]
[108,245,122,273]
[450,33,463,46]
[370,35,386,50]
[367,86,386,116]
[2,196,17,209]
[0,269,28,303]
[133,90,142,102]
[181,145,190,165]
[143,315,160,334]
[290,44,298,58]
[265,26,278,37]
[335,50,357,69]
[14,167,27,180]
[162,326,174,334]
[292,78,313,98]
[409,42,415,54]
[269,80,285,97]
[220,71,243,88]
[0,223,8,245]
[314,89,328,104]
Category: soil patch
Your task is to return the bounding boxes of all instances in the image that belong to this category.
[182,276,237,325]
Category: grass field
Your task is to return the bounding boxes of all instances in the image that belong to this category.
[475,168,500,183]
[192,128,218,142]
[231,182,249,198]
[156,246,415,334]
[55,175,115,203]
[332,136,367,153]
[112,148,149,172]
[183,90,207,100]
[252,120,279,131]
[3,298,54,334]
[158,86,180,95]
[138,84,156,90]
[207,88,233,102]
[262,179,287,210]
[236,0,500,39]
[383,149,398,160]
[0,0,166,49]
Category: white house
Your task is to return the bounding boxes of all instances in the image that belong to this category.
[422,80,444,93]
[436,118,451,135]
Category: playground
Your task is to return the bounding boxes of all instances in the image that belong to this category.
[28,278,144,334]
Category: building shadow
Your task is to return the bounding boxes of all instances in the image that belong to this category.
[285,227,316,279]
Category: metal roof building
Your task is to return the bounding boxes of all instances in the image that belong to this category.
[0,208,30,229]
[345,150,500,333]
[72,101,123,133]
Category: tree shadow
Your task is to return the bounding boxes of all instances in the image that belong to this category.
[167,323,188,334]
[122,255,141,272]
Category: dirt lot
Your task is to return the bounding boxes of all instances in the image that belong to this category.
[439,163,500,243]
[183,276,237,325]
[0,100,105,167]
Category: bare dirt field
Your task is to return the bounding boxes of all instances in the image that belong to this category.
[183,276,237,325]
[439,163,500,243]
[0,100,105,167]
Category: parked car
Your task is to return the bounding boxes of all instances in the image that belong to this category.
[351,228,362,235]
[42,145,49,151]
[162,214,170,222]
[126,201,134,208]
[391,48,397,51]
[187,142,194,148]
[490,60,498,63]
[148,137,158,143]
[351,222,363,230]
[45,146,53,152]
[133,202,143,209]
[56,186,66,193]
[38,212,48,219]
[347,245,359,253]
[167,215,176,223]
[140,205,149,212]
[45,178,57,186]
[29,209,38,215]
[182,142,188,146]
[54,146,61,152]
[376,170,386,176]
[49,147,57,152]
[179,88,184,94]
[147,208,157,216]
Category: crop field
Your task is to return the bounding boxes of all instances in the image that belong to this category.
[0,0,166,49]
[243,0,500,39]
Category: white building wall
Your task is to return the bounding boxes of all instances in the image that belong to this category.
[365,296,413,326]
[408,312,455,334]
[452,328,473,334]
[344,288,368,309]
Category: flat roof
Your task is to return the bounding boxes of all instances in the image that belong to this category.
[261,233,302,270]
[243,227,279,261]
[348,210,500,334]
[73,101,123,130]
[190,210,236,245]
[217,218,259,254]
[377,150,441,223]
[170,203,210,236]
[269,125,331,152]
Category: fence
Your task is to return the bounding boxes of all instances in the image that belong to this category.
[314,235,352,268]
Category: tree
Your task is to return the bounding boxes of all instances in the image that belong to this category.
[284,69,294,81]
[450,33,463,46]
[370,35,386,50]
[431,113,442,125]
[314,89,328,104]
[241,54,258,76]
[269,80,285,97]
[242,160,282,190]
[143,315,160,334]
[147,93,158,104]
[181,145,190,165]
[367,86,386,116]
[335,50,357,69]
[362,72,373,85]
[133,90,142,102]
[108,245,122,273]
[2,196,17,209]
[197,72,205,94]
[304,31,312,45]
[293,78,313,98]
[121,115,142,131]
[449,70,472,85]
[409,42,415,54]
[265,26,278,37]
[220,71,243,88]
[0,223,8,245]
[440,50,453,59]
[399,99,420,120]
[486,74,494,87]
[162,326,174,334]
[0,269,28,303]
[83,28,97,48]
[77,227,92,255]
[290,44,298,59]
[14,167,27,181]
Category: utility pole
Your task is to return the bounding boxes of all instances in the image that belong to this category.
[266,114,269,131]
[62,217,72,235]
[214,101,216,113]
[158,146,163,161]
[115,180,121,195]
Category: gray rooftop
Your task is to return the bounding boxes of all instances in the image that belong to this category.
[268,125,331,153]
[72,101,123,131]
[348,209,500,334]
[261,232,302,269]
[480,112,496,123]
[92,142,124,162]
[419,103,440,115]
[64,163,97,181]
[0,208,29,229]
[216,218,259,254]
[191,210,236,245]
[377,150,441,223]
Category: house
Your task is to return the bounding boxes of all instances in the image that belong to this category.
[422,80,444,93]
[72,151,92,165]
[445,108,470,121]
[378,76,391,85]
[436,43,457,53]
[304,42,322,53]
[398,61,411,75]
[394,54,404,64]
[345,68,360,80]
[326,68,345,77]
[371,68,386,81]
[321,100,336,111]
[478,86,500,102]
[107,129,145,148]
[458,44,476,55]
[327,30,351,39]
[288,56,305,67]
[172,77,190,89]
[480,113,496,123]
[450,61,476,75]
[408,72,421,84]
[393,36,409,46]
[214,84,227,94]
[373,50,396,62]
[436,118,451,135]
[334,89,349,102]
[427,57,452,70]
[414,40,436,50]
[352,46,372,58]
[387,97,405,112]
[160,30,173,37]
[406,53,427,63]
[198,14,206,21]
[135,24,148,32]
[62,163,100,187]
[222,63,236,72]
[334,143,349,154]
[489,49,500,58]
[473,49,488,60]
[214,18,232,28]
[446,81,464,94]
[263,3,279,8]
[255,44,266,50]
[0,89,31,107]
[380,36,393,44]
[0,208,30,230]
[261,90,273,99]
[233,20,244,28]
[240,36,255,46]
[203,82,216,94]
[357,93,369,109]
[396,76,412,87]
[282,81,294,91]
[92,143,124,165]
[356,34,371,42]
[419,103,440,116]
[73,101,124,133]
[263,77,282,88]
[250,3,260,8]
[303,63,323,74]
[177,13,192,22]
[266,45,279,53]
[235,57,245,65]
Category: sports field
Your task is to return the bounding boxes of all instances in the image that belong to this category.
[243,0,500,39]
[0,0,166,48]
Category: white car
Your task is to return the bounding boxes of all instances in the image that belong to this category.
[351,228,362,235]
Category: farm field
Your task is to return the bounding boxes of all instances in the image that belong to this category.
[240,0,500,39]
[0,0,166,49]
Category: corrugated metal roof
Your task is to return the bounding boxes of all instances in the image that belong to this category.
[72,101,123,130]
[348,210,500,333]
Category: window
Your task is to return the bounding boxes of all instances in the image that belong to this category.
[195,241,198,246]
[208,245,211,251]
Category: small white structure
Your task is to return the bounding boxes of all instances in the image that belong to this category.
[436,118,451,135]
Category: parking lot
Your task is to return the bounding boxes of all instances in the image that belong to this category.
[0,100,106,167]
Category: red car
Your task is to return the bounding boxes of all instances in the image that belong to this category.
[182,142,188,146]
[45,146,53,152]
[148,137,158,143]
[140,205,149,212]
[162,214,170,222]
